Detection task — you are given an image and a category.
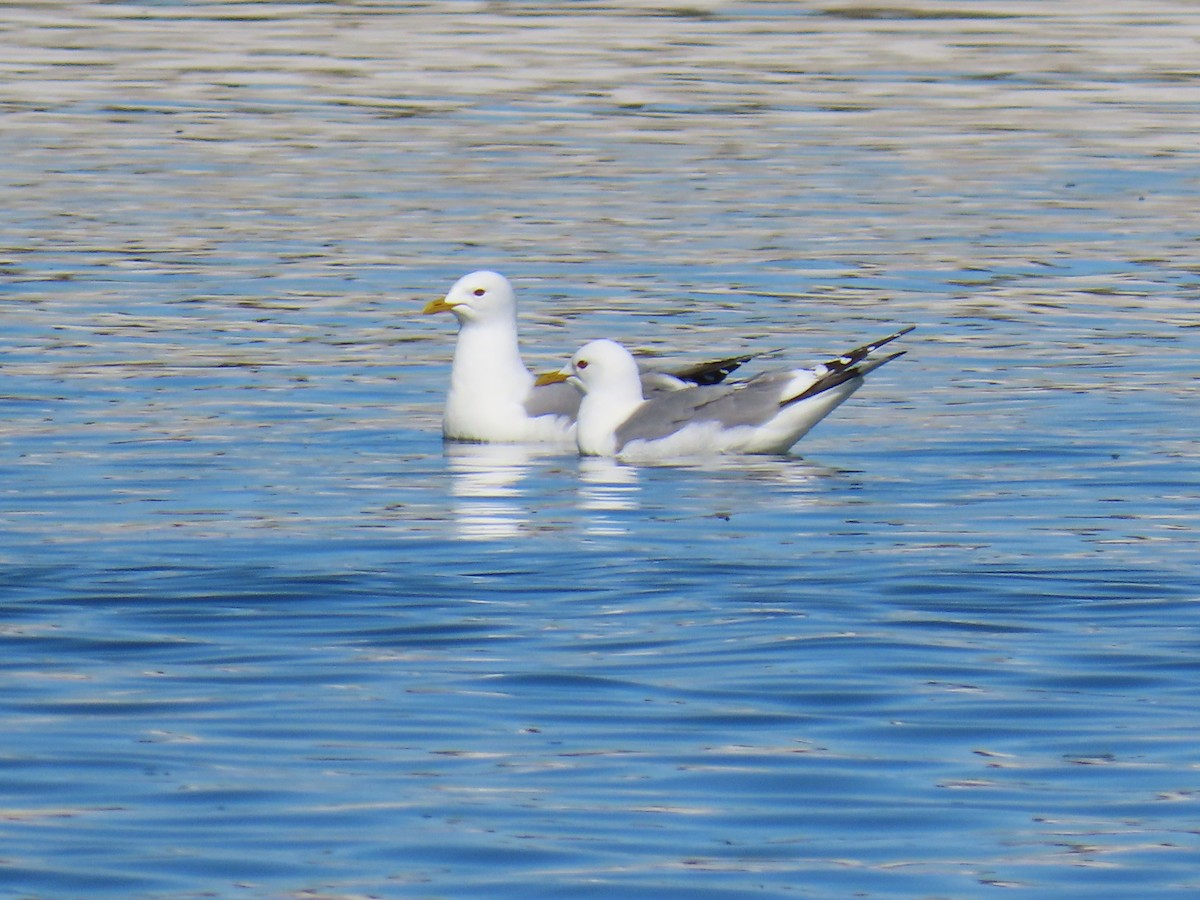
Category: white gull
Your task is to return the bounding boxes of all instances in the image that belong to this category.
[535,327,913,459]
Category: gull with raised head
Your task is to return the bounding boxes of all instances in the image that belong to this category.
[423,270,756,443]
[536,327,913,459]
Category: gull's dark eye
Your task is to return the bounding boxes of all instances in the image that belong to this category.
[576,359,588,370]
[472,288,486,297]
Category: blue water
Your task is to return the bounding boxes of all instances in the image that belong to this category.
[3,2,1200,898]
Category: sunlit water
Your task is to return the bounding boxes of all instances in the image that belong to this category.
[3,2,1199,898]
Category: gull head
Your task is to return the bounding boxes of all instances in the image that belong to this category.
[537,339,642,397]
[423,270,516,324]
[540,340,645,457]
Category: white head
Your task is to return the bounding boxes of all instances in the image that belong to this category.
[563,339,643,397]
[536,340,644,456]
[423,270,517,326]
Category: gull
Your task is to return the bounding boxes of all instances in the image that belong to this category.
[422,270,756,443]
[535,327,913,458]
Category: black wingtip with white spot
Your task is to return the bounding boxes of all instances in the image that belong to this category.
[669,351,760,386]
[782,326,914,406]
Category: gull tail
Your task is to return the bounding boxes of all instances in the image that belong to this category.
[783,325,914,407]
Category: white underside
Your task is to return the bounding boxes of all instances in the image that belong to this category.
[444,397,574,444]
[440,315,575,444]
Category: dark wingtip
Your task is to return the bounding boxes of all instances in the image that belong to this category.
[861,325,915,354]
[781,329,912,407]
[670,351,759,386]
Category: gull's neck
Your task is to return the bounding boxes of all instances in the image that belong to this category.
[577,380,645,456]
[451,315,528,387]
[443,315,535,440]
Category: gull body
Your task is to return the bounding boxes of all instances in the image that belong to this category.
[539,328,913,459]
[423,271,756,444]
[423,271,571,443]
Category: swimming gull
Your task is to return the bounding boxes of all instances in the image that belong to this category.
[423,270,757,443]
[535,327,913,458]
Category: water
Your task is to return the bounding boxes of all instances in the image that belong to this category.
[3,1,1199,897]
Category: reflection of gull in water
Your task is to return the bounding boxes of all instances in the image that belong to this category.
[446,444,646,540]
[682,456,846,514]
[442,441,843,542]
[579,458,640,511]
[597,455,844,526]
[445,443,541,540]
[700,458,849,513]
[578,458,640,536]
[674,454,844,483]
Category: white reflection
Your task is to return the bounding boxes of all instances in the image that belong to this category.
[578,457,640,535]
[683,455,848,515]
[445,443,541,541]
[442,441,840,541]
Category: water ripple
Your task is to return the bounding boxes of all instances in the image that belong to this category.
[3,2,1200,897]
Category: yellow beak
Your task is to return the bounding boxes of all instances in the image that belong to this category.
[422,297,455,315]
[534,370,570,386]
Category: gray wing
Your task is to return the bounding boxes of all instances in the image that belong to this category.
[615,373,794,446]
[616,326,915,446]
[524,380,581,418]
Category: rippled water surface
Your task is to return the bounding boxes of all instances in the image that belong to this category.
[3,2,1199,897]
